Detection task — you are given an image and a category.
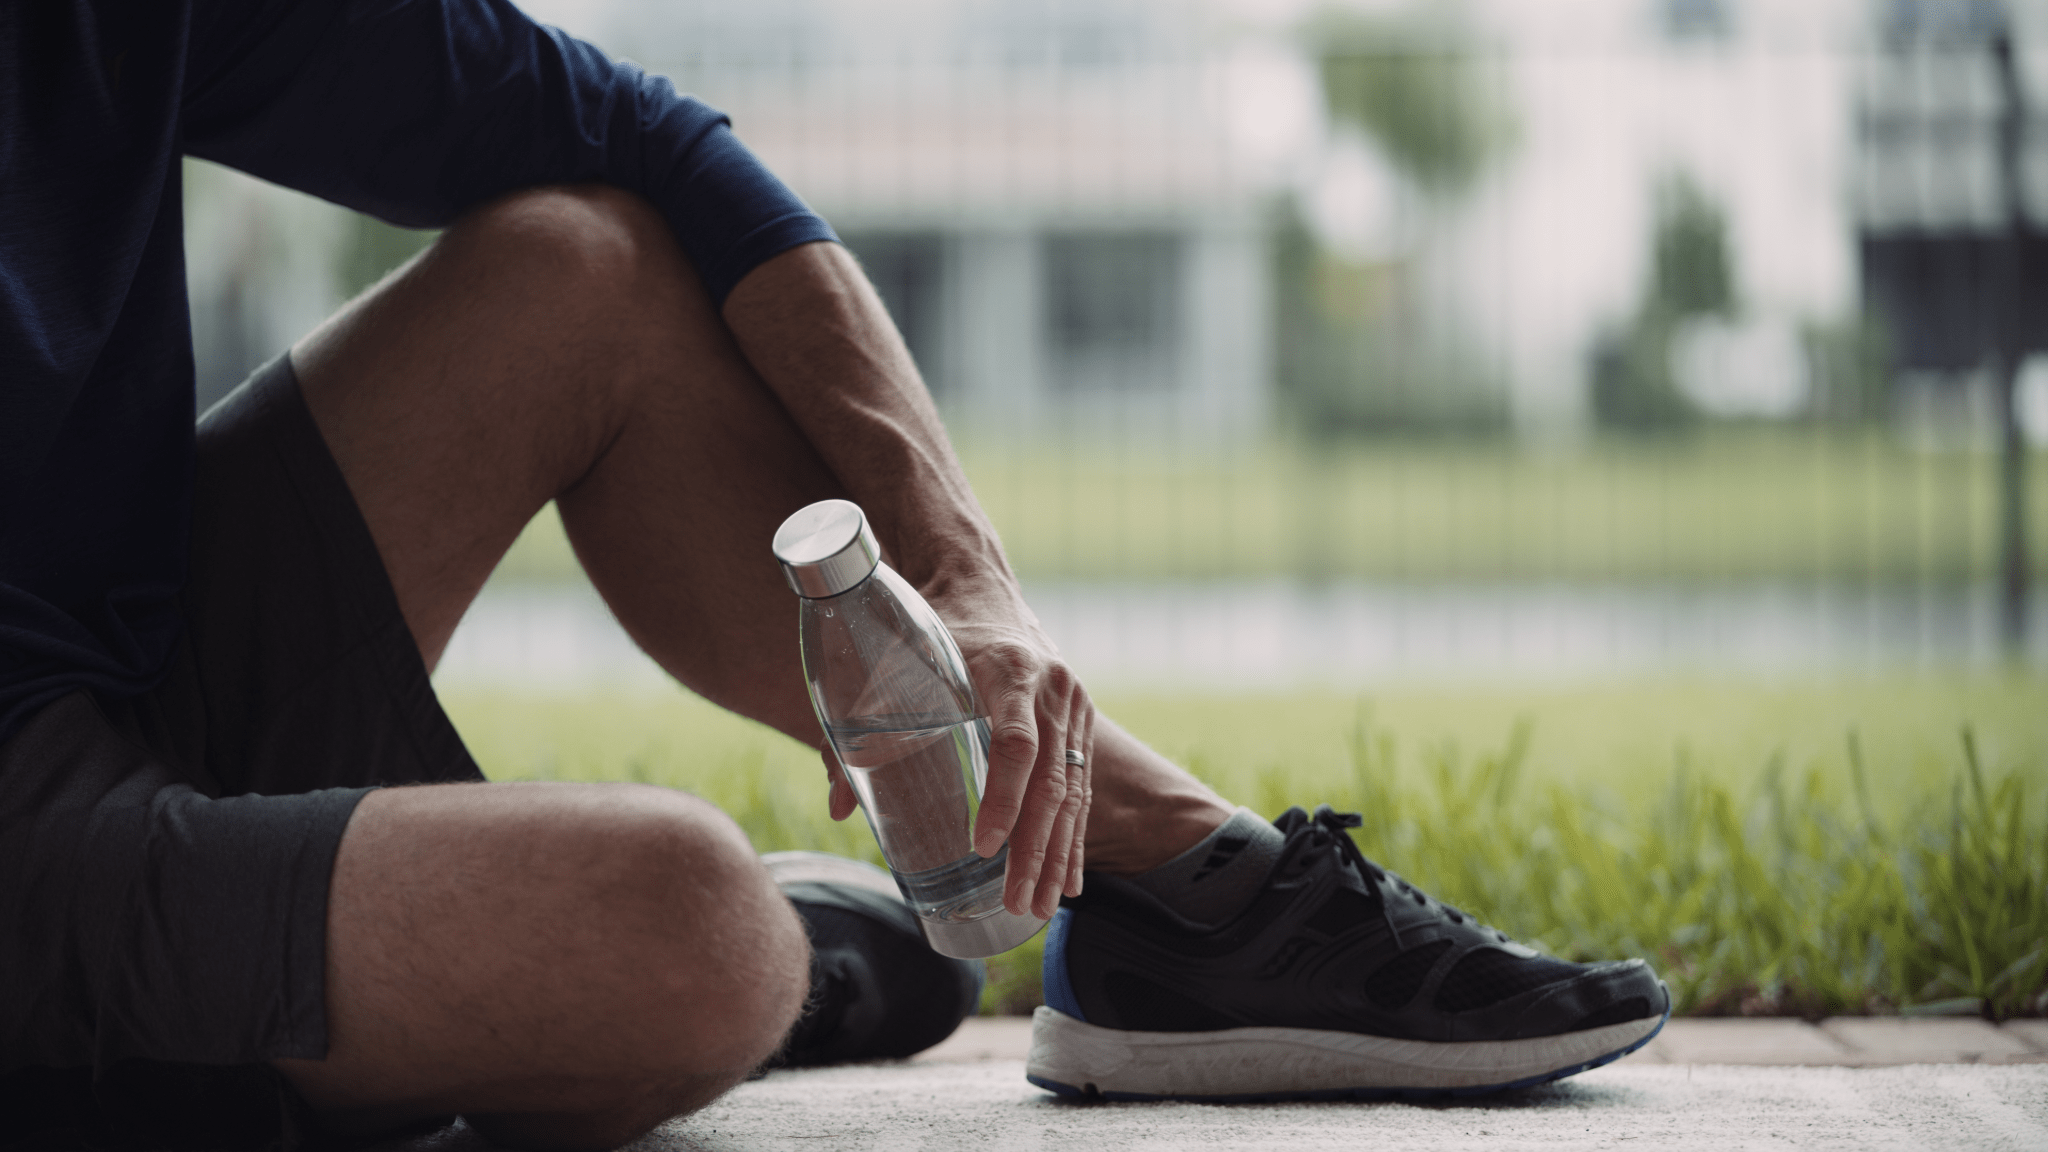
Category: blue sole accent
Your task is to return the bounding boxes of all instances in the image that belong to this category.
[1040,908,1085,1022]
[1026,1010,1670,1104]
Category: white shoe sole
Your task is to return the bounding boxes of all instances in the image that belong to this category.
[1024,1005,1666,1101]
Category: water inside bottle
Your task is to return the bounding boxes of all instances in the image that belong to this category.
[824,713,1011,924]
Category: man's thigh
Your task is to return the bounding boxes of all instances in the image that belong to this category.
[171,353,483,798]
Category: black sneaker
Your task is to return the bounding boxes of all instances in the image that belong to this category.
[764,851,985,1067]
[1027,806,1668,1100]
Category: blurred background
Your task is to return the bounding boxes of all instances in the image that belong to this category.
[187,0,2048,691]
[182,0,2048,1015]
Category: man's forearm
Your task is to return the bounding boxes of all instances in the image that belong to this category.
[719,241,1013,603]
[720,239,1091,917]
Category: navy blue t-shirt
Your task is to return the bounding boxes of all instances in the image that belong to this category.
[0,0,839,744]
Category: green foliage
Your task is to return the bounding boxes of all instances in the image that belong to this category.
[1649,173,1737,324]
[1270,201,1509,439]
[1803,315,1894,424]
[1591,172,1738,433]
[1305,6,1515,199]
[1325,721,2045,1018]
[1588,314,1697,433]
[1280,5,1515,439]
[440,677,2048,1019]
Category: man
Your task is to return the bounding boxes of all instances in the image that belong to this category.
[0,1,1669,1148]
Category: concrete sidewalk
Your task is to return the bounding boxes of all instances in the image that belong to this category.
[375,1019,2048,1152]
[645,1061,2048,1151]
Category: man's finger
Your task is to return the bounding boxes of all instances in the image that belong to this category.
[1001,711,1070,917]
[1035,684,1091,913]
[973,679,1040,858]
[1064,692,1095,898]
[1006,661,1085,914]
[821,748,859,822]
[1038,753,1086,919]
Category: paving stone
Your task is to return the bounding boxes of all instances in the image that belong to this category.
[1820,1017,2044,1064]
[2002,1019,2048,1053]
[1644,1018,1851,1065]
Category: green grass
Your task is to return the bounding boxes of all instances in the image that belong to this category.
[488,430,2048,584]
[438,674,2048,1019]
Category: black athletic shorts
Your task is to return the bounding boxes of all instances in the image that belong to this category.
[0,356,483,1150]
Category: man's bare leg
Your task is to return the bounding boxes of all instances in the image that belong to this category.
[278,185,1229,1144]
[292,185,1230,870]
[277,783,807,1150]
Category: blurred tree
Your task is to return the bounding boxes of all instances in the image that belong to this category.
[1591,171,1737,432]
[1277,5,1514,441]
[1271,200,1507,440]
[1588,320,1694,431]
[1650,174,1735,322]
[1308,5,1515,200]
[1801,315,1892,423]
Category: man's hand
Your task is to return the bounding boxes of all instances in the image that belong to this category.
[816,581,1093,921]
[725,241,1092,921]
[940,584,1093,921]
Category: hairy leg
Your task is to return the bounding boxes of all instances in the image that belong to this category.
[275,783,808,1151]
[281,187,841,1146]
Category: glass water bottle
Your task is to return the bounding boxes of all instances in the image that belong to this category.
[772,499,1046,959]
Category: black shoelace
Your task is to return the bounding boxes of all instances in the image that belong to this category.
[1292,804,1504,936]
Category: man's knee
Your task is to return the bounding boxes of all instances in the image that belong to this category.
[297,783,808,1146]
[595,786,810,1071]
[512,788,809,1142]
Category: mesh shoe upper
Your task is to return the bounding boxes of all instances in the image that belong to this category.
[1046,806,1667,1043]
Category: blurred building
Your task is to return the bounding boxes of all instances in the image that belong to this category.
[590,0,1272,440]
[182,0,2048,447]
[1856,0,2048,420]
[1854,0,2047,642]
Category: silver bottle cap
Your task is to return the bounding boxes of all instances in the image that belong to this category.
[772,499,881,599]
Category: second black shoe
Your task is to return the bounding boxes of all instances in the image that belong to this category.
[1028,806,1668,1100]
[764,851,985,1068]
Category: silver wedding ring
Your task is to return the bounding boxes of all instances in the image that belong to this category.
[1064,749,1086,768]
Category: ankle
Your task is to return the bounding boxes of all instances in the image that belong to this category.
[1074,715,1236,876]
[1082,790,1235,876]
